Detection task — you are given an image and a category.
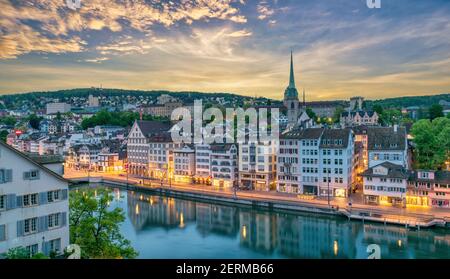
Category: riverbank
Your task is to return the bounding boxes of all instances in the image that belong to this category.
[68,175,450,229]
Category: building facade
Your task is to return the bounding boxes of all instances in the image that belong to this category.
[239,140,277,191]
[0,141,69,257]
[127,120,172,177]
[362,162,408,206]
[277,128,354,197]
[367,126,408,169]
[210,144,238,189]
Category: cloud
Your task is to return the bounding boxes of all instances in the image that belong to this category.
[226,29,253,38]
[257,1,275,20]
[155,27,255,62]
[83,57,110,64]
[0,0,247,59]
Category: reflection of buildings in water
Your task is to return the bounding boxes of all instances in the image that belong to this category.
[239,211,277,254]
[361,223,420,258]
[195,203,238,237]
[277,214,357,259]
[402,229,450,259]
[127,191,196,231]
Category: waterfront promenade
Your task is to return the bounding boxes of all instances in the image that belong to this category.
[64,169,450,228]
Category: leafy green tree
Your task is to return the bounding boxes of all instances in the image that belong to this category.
[70,188,138,259]
[27,114,42,130]
[305,108,317,121]
[429,104,444,120]
[333,106,344,123]
[56,111,62,121]
[0,116,17,126]
[0,130,8,142]
[411,117,450,170]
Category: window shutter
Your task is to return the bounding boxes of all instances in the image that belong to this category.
[38,215,48,232]
[0,224,6,242]
[6,194,16,210]
[61,212,67,227]
[61,189,68,200]
[0,169,4,183]
[39,192,48,205]
[16,195,23,207]
[16,220,24,237]
[5,169,12,182]
[42,241,50,256]
[23,171,30,180]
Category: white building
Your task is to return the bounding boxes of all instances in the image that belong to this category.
[367,126,408,169]
[361,162,408,206]
[194,143,212,184]
[147,133,178,181]
[210,144,238,189]
[174,145,196,183]
[239,140,277,191]
[277,128,354,197]
[46,103,71,115]
[0,141,69,257]
[127,120,172,177]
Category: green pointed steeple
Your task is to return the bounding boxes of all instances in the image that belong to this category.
[284,51,299,100]
[289,51,296,89]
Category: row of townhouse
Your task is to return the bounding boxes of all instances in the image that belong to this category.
[0,141,69,257]
[7,132,64,156]
[361,164,450,208]
[65,140,125,172]
[127,120,448,208]
[128,121,239,188]
[127,121,356,193]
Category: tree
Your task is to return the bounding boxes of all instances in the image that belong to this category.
[70,188,138,259]
[429,104,444,120]
[56,111,62,121]
[333,106,344,123]
[0,130,8,142]
[411,117,450,170]
[0,116,17,126]
[27,114,42,130]
[305,108,317,121]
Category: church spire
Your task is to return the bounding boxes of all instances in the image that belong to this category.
[289,51,296,89]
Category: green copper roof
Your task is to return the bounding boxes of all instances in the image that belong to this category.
[289,51,296,89]
[284,51,299,99]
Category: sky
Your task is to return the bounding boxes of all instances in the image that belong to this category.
[0,0,449,100]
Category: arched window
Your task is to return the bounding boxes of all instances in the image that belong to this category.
[291,102,295,109]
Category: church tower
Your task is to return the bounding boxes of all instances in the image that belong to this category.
[283,52,300,126]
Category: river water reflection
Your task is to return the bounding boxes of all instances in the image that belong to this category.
[106,188,449,259]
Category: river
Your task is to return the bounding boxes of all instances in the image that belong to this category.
[77,186,450,259]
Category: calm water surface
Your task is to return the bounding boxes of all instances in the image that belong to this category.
[84,187,450,259]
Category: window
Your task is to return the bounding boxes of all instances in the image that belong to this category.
[0,195,5,211]
[49,238,61,254]
[23,194,39,207]
[24,218,37,235]
[48,213,60,229]
[26,244,38,257]
[47,191,60,203]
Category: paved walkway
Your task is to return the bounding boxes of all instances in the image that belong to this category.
[64,169,450,221]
